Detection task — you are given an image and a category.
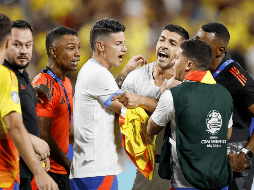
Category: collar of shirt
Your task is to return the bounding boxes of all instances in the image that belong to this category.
[184,70,216,84]
[3,59,29,83]
[215,51,232,71]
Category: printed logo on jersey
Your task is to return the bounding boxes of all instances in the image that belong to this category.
[21,84,25,90]
[47,78,54,96]
[60,96,65,104]
[206,110,222,135]
[201,110,226,148]
[11,91,19,104]
[229,66,247,86]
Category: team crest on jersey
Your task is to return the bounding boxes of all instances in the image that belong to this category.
[206,110,222,135]
[11,91,19,104]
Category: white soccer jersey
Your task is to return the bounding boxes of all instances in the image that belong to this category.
[70,59,126,179]
[122,62,165,154]
[122,62,174,190]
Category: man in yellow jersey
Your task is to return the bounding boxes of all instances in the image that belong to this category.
[0,14,58,190]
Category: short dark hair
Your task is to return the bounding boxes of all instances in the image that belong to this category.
[0,13,11,46]
[163,24,189,40]
[90,18,125,51]
[46,26,78,57]
[12,20,33,33]
[180,39,212,70]
[201,22,230,46]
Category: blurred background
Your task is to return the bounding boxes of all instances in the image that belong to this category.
[2,0,254,189]
[2,0,254,88]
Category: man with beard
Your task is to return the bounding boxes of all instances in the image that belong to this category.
[0,15,58,190]
[147,39,233,189]
[195,22,254,190]
[3,20,52,190]
[32,26,81,190]
[112,24,189,190]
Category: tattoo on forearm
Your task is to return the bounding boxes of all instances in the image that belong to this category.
[115,73,127,88]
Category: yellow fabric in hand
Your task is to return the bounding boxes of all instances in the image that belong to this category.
[120,107,156,180]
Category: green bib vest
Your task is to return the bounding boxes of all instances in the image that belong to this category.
[160,82,233,189]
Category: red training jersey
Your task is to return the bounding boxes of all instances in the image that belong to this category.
[32,70,73,174]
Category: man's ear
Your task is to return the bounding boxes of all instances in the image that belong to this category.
[5,36,11,49]
[49,47,57,59]
[186,61,194,72]
[96,41,104,52]
[217,47,225,57]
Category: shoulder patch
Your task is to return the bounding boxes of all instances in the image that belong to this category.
[11,91,19,104]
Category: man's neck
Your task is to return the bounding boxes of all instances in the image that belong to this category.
[209,53,226,74]
[91,54,110,70]
[48,61,67,81]
[152,62,174,86]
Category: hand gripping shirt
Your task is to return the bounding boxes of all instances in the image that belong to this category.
[70,59,126,178]
[32,66,73,174]
[0,65,21,188]
[121,62,171,155]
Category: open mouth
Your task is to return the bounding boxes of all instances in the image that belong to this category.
[158,52,169,59]
[118,55,123,61]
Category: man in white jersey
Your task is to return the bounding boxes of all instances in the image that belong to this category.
[113,24,189,190]
[147,39,233,189]
[70,18,146,190]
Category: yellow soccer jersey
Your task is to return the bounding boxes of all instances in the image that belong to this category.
[0,65,21,187]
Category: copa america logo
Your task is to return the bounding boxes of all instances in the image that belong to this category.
[206,110,222,135]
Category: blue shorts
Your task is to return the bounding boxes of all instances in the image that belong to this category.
[70,175,118,190]
[0,182,19,190]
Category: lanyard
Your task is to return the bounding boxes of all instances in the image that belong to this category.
[42,69,71,118]
[212,59,234,78]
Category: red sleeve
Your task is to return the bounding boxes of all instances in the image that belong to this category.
[32,73,55,118]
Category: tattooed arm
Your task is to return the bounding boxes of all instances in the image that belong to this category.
[116,54,147,88]
[116,73,127,89]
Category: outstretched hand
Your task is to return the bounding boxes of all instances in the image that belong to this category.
[115,54,147,88]
[123,54,147,75]
[160,78,182,95]
[34,84,52,104]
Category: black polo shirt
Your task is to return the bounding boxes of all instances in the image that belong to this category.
[214,52,254,143]
[3,59,40,179]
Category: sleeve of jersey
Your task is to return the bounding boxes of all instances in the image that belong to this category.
[243,75,254,108]
[230,65,254,108]
[151,90,174,126]
[88,70,122,108]
[33,75,54,118]
[0,68,21,118]
[121,69,139,93]
[228,114,233,129]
